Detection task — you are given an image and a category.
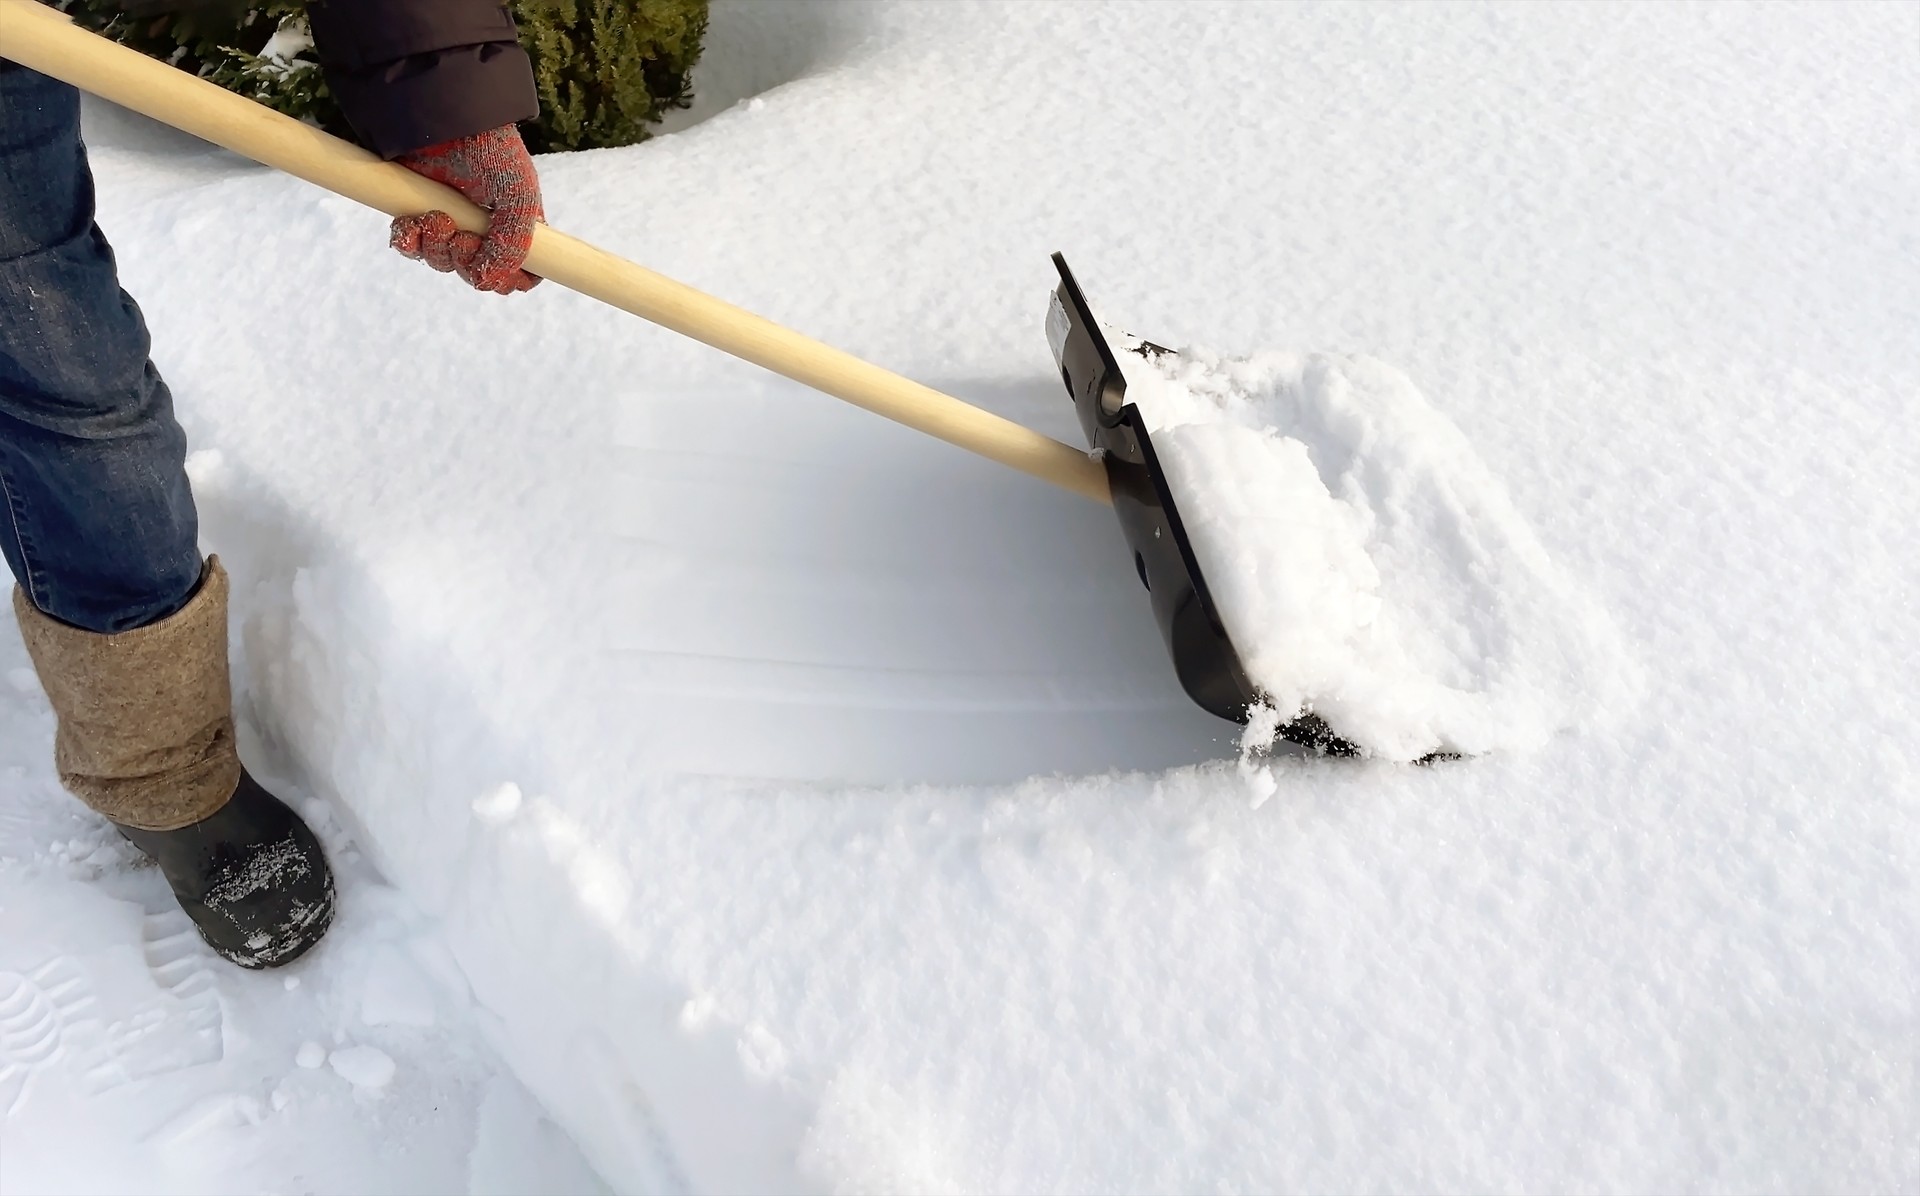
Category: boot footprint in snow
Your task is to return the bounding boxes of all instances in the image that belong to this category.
[117,771,335,968]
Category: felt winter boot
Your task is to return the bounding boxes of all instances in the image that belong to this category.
[14,557,334,968]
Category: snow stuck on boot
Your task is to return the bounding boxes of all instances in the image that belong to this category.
[1124,339,1635,761]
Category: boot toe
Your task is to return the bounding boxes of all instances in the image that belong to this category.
[197,821,336,968]
[118,772,338,969]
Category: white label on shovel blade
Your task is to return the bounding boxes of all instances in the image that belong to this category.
[1046,291,1071,372]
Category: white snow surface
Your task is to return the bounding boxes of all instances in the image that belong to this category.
[328,1045,397,1092]
[1132,342,1637,760]
[0,729,603,1193]
[5,1,1918,1192]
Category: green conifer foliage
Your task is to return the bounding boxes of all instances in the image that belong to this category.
[516,0,706,153]
[55,0,706,153]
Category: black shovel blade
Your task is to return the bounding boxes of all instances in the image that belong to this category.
[1045,253,1358,755]
[1045,252,1257,725]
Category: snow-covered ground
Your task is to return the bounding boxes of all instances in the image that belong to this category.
[5,1,1917,1192]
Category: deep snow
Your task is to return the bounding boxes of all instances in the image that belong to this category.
[4,0,1918,1192]
[1130,338,1636,761]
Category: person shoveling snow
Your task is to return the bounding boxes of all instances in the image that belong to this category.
[0,0,549,968]
[2,0,1632,984]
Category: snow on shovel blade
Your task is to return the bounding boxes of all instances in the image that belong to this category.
[1046,253,1357,756]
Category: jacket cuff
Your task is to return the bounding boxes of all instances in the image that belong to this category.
[325,42,539,160]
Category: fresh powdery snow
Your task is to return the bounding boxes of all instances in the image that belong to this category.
[1129,339,1637,762]
[4,1,1918,1194]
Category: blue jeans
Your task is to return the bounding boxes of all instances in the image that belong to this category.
[0,63,201,634]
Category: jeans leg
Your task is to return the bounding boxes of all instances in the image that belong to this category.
[0,65,202,634]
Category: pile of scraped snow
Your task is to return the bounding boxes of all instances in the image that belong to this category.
[27,0,1916,1192]
[1128,338,1637,760]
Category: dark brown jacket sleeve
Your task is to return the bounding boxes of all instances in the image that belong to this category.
[304,0,538,159]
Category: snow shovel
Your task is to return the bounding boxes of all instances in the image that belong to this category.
[1045,256,1353,754]
[0,1,1348,751]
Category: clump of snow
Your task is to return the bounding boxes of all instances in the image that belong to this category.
[295,1041,327,1069]
[472,782,524,825]
[1127,341,1637,760]
[256,22,314,70]
[329,1044,397,1091]
[244,18,319,82]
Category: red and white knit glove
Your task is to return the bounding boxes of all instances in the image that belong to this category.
[390,125,544,295]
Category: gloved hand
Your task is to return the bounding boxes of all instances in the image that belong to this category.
[390,125,544,294]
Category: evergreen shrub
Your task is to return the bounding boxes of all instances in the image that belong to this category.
[57,0,707,152]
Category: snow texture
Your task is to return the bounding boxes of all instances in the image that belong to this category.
[1130,341,1637,760]
[3,1,1916,1193]
[472,782,525,827]
[328,1045,396,1092]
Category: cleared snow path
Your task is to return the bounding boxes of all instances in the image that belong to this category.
[0,627,604,1194]
[5,1,1916,1193]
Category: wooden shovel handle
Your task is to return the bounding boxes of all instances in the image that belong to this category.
[0,1,1111,505]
